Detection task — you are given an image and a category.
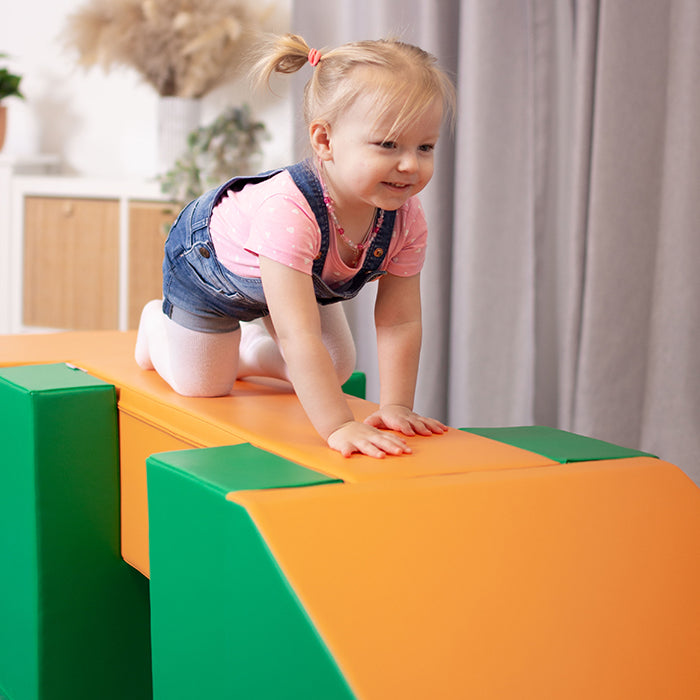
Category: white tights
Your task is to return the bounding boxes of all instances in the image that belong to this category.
[134,300,356,397]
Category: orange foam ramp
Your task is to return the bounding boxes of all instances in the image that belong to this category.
[230,457,700,700]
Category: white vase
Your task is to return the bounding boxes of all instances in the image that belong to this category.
[157,97,201,173]
[0,105,7,152]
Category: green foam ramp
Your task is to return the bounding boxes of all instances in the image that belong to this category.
[0,363,151,700]
[460,425,656,463]
[147,443,355,700]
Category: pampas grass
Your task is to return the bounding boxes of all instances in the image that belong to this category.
[64,0,273,97]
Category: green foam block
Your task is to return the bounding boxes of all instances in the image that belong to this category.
[147,443,355,700]
[0,363,151,700]
[341,371,366,399]
[460,425,657,463]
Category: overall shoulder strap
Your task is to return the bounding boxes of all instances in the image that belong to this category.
[286,160,331,276]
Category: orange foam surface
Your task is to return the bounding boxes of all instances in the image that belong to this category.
[230,457,700,699]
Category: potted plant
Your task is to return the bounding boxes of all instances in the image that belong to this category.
[158,105,268,209]
[0,53,25,151]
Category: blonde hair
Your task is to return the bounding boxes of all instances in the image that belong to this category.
[251,33,456,138]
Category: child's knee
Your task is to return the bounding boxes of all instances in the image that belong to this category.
[171,374,235,398]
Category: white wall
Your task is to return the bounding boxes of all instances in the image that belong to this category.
[1,0,294,179]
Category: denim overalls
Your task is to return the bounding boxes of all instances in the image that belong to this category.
[161,159,397,332]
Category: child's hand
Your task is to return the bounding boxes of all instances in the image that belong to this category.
[327,421,413,459]
[364,404,448,437]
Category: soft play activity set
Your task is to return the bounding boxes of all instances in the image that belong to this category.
[1,331,698,699]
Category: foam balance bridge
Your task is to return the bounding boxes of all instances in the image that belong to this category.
[2,331,699,700]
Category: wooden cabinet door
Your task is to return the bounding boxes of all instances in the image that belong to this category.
[23,196,119,330]
[127,201,176,329]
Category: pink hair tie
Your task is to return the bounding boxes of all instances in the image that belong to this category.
[308,48,322,67]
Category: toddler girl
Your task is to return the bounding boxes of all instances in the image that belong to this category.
[135,33,455,458]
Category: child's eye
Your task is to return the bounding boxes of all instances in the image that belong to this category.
[419,144,435,153]
[378,141,397,149]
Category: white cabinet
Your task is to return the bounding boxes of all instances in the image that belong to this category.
[4,172,177,333]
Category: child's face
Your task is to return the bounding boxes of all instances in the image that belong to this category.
[315,92,443,215]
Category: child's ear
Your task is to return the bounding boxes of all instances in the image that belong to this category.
[309,120,333,161]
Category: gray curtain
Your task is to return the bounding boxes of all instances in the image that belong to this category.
[293,0,700,486]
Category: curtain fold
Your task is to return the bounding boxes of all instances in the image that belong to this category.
[573,0,700,476]
[450,0,542,427]
[293,0,700,485]
[559,0,599,430]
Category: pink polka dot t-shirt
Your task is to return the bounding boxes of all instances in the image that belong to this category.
[209,170,427,287]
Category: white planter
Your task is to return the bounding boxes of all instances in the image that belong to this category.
[0,105,7,152]
[157,97,201,173]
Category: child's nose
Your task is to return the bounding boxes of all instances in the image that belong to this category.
[397,150,418,173]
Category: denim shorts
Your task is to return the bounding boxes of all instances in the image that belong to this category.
[161,196,269,333]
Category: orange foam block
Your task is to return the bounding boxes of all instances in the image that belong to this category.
[230,457,700,700]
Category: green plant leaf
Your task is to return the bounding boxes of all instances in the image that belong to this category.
[0,59,25,101]
[157,105,268,208]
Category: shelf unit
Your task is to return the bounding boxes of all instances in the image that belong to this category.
[5,173,176,334]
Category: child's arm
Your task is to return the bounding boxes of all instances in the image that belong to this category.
[364,272,447,436]
[259,256,413,458]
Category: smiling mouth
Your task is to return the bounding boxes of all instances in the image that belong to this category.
[384,182,412,189]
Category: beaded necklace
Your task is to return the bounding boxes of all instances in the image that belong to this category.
[317,164,384,263]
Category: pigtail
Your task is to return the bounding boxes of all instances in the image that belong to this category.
[250,33,318,90]
[250,33,454,135]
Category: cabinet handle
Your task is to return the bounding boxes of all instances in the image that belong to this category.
[63,202,74,217]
